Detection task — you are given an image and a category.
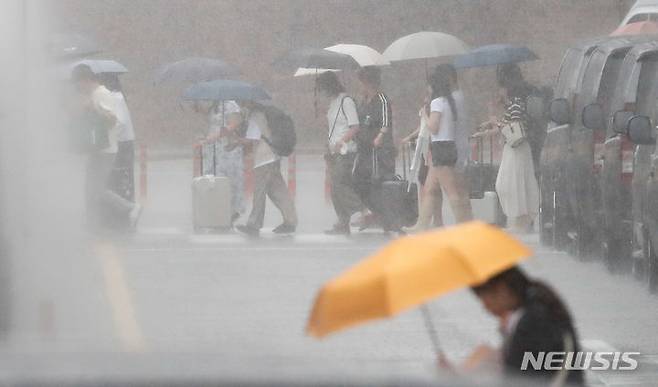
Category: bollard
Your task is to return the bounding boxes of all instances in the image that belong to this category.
[192,142,202,178]
[139,143,148,202]
[287,153,296,198]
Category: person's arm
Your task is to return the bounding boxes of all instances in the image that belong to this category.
[425,109,441,135]
[94,91,118,129]
[401,127,420,143]
[332,97,360,152]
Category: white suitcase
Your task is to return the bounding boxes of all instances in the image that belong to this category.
[443,191,505,226]
[471,191,505,226]
[192,175,232,231]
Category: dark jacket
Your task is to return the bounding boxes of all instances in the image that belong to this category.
[503,294,585,386]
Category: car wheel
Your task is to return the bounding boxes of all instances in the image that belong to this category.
[603,235,630,275]
[575,220,597,261]
[539,189,554,247]
[648,241,658,294]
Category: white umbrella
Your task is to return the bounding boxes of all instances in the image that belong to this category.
[73,59,128,74]
[58,59,128,80]
[383,31,469,62]
[294,43,389,77]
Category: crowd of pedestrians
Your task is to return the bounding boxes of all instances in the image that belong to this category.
[71,59,544,237]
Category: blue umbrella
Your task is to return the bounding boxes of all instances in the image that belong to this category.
[182,79,271,101]
[454,44,538,69]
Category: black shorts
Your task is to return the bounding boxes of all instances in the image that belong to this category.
[430,141,458,167]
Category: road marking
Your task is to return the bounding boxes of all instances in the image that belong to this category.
[96,242,147,352]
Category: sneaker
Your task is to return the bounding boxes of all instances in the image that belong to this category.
[272,223,296,234]
[324,224,351,236]
[129,203,143,228]
[235,224,260,237]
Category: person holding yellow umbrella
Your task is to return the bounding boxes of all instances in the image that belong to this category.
[307,221,583,386]
[463,267,584,385]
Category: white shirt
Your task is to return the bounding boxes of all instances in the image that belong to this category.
[429,96,456,142]
[245,110,279,168]
[91,85,120,154]
[110,91,136,142]
[327,93,359,154]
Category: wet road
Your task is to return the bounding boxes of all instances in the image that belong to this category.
[3,155,658,386]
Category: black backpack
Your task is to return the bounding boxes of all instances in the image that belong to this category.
[261,105,296,157]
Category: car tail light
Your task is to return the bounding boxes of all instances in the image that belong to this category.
[593,131,606,173]
[621,137,635,185]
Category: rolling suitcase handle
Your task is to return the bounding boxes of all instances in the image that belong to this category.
[199,142,218,177]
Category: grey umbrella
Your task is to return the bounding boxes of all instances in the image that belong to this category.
[454,44,538,69]
[154,57,240,85]
[182,79,271,101]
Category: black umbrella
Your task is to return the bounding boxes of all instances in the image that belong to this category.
[47,33,102,61]
[274,48,360,71]
[154,57,240,85]
[182,79,271,101]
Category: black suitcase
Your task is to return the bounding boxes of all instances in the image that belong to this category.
[371,145,418,229]
[465,137,499,199]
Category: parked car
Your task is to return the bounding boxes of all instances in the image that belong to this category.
[540,38,605,249]
[627,108,658,293]
[548,36,652,259]
[584,42,658,274]
[621,0,658,26]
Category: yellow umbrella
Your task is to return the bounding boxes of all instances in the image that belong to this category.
[306,221,532,340]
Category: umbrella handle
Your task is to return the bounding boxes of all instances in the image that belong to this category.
[420,304,443,358]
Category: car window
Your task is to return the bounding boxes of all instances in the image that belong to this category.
[636,57,658,124]
[555,49,582,98]
[628,13,651,23]
[597,51,627,119]
[580,50,607,103]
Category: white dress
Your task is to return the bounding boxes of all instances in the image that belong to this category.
[495,140,539,218]
[495,96,540,218]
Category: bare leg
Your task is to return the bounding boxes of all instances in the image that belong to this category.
[435,166,473,224]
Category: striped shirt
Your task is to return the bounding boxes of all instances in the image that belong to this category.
[357,92,393,149]
[503,96,528,124]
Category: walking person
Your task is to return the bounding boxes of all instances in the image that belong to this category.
[474,64,540,233]
[72,65,142,231]
[198,100,245,223]
[235,101,297,237]
[451,267,585,385]
[100,74,136,204]
[353,66,403,234]
[316,72,364,236]
[407,66,473,233]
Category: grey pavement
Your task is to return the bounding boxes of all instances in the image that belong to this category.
[2,155,658,386]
